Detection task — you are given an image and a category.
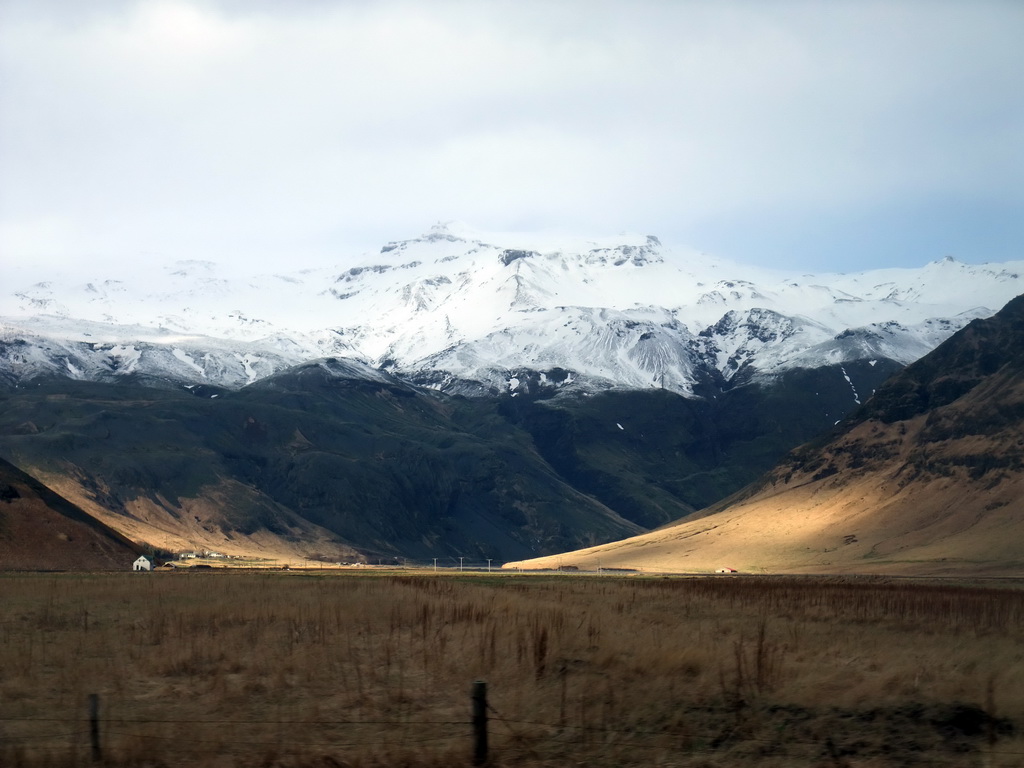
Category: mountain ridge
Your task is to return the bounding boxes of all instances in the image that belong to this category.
[3,223,1020,398]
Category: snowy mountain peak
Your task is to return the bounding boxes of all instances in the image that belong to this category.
[2,226,1022,397]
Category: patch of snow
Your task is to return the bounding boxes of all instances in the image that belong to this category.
[106,344,141,374]
[235,353,264,384]
[840,365,861,405]
[172,348,206,377]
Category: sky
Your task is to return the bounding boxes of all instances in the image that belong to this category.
[1,0,1022,275]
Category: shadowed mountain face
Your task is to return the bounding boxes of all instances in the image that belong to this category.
[0,456,140,570]
[0,351,900,565]
[505,295,1024,576]
[0,364,640,564]
[497,357,901,530]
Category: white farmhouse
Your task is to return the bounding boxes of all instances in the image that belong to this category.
[133,555,153,571]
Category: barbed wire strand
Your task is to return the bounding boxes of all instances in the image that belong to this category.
[3,712,1023,760]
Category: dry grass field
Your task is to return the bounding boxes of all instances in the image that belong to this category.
[2,571,1023,767]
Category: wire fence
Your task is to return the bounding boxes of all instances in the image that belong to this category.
[3,690,1022,767]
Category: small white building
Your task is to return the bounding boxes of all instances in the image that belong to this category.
[715,567,738,574]
[133,555,153,571]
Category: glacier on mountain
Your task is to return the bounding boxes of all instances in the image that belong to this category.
[2,222,1021,396]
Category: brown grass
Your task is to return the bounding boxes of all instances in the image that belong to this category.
[502,412,1024,578]
[1,571,1023,767]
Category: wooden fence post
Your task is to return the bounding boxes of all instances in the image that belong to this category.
[88,693,101,762]
[471,680,488,766]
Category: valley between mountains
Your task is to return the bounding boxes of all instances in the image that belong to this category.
[1,224,1022,572]
[507,294,1024,575]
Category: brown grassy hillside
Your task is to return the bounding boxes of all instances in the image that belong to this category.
[0,457,140,570]
[506,295,1024,576]
[28,468,364,567]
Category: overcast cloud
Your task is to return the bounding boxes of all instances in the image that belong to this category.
[1,0,1022,273]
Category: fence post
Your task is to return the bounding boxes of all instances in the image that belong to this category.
[88,693,101,762]
[471,680,488,766]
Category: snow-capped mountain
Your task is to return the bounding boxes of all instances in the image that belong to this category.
[2,222,1021,395]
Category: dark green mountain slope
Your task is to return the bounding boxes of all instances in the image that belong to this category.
[0,362,641,561]
[499,358,901,529]
[0,353,900,563]
[860,294,1024,425]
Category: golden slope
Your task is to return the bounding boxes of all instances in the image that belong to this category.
[25,468,361,565]
[506,298,1024,576]
[0,457,140,570]
[505,417,1024,576]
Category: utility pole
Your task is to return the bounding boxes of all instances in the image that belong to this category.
[487,559,492,573]
[433,557,438,571]
[459,556,464,571]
